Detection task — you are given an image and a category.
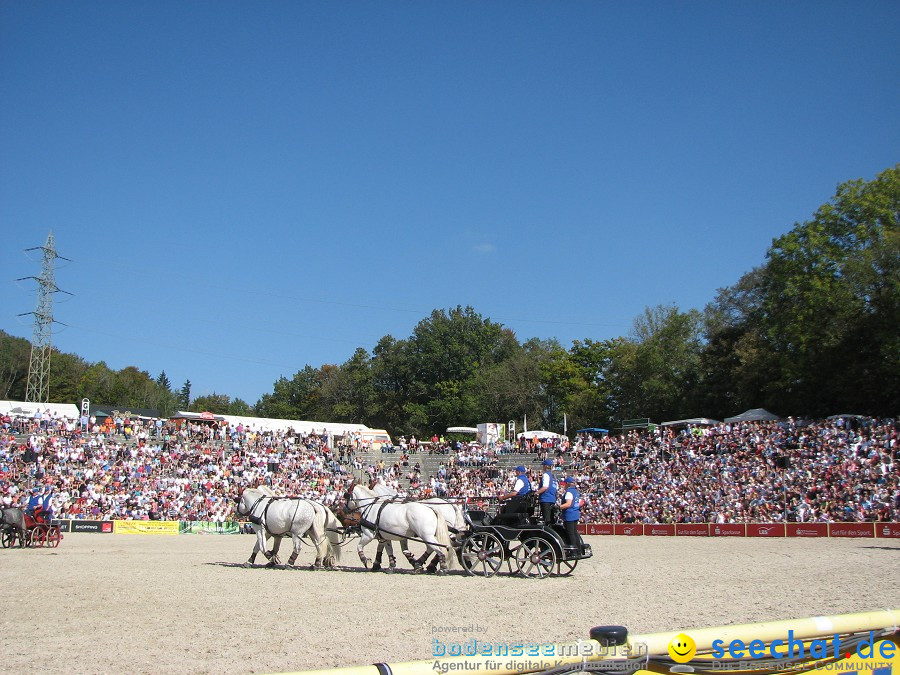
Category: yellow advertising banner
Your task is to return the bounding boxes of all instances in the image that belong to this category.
[112,520,180,535]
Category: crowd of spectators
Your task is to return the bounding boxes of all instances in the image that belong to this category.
[0,411,896,524]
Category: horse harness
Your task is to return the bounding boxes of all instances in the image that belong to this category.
[344,492,448,549]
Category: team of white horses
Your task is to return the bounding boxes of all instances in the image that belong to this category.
[234,482,463,574]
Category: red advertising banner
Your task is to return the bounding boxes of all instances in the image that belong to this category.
[614,523,643,536]
[710,523,746,537]
[644,524,675,536]
[746,523,785,537]
[829,523,875,538]
[875,523,900,539]
[583,523,615,535]
[675,523,710,536]
[786,523,828,537]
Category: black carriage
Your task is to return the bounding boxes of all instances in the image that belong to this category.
[456,494,592,578]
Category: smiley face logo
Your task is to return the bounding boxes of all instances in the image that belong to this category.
[668,633,696,663]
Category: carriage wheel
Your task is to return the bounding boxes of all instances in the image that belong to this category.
[47,526,62,548]
[555,558,578,576]
[460,532,505,577]
[513,536,556,579]
[29,527,44,547]
[1,529,18,548]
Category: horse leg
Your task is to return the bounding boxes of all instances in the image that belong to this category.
[383,540,397,573]
[267,537,282,566]
[401,539,422,572]
[286,535,302,568]
[372,541,384,572]
[357,531,373,569]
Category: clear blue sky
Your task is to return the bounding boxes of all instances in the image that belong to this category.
[1,2,897,406]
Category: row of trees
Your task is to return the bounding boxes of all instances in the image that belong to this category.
[1,166,897,434]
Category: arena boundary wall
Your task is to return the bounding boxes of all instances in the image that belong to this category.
[51,519,900,538]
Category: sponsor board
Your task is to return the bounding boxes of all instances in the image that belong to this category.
[876,522,900,538]
[614,523,643,536]
[179,521,242,535]
[644,524,675,536]
[746,523,785,537]
[68,520,113,534]
[582,523,614,535]
[710,523,745,537]
[829,522,875,538]
[675,523,710,536]
[786,523,828,537]
[113,520,179,535]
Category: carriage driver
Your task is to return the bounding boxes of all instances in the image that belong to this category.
[560,476,582,548]
[496,465,531,526]
[534,458,558,524]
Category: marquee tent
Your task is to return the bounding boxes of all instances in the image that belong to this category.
[723,408,780,423]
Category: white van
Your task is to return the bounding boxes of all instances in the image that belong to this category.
[357,429,393,451]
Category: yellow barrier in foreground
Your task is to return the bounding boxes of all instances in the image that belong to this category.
[282,609,899,675]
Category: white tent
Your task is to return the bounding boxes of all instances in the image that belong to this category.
[446,426,478,434]
[516,430,564,440]
[660,417,721,427]
[0,400,80,419]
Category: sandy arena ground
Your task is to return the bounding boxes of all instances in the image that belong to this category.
[1,532,898,674]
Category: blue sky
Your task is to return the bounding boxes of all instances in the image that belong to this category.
[1,2,897,406]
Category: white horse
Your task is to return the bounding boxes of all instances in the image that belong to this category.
[369,482,465,570]
[342,483,455,574]
[236,486,341,569]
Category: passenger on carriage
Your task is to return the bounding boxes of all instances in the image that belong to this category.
[494,465,531,526]
[560,476,582,547]
[534,458,558,524]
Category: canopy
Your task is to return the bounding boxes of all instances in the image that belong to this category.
[724,408,780,423]
[576,428,609,434]
[516,430,564,440]
[660,418,721,427]
[446,426,478,434]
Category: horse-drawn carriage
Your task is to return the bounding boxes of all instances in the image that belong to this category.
[0,508,63,548]
[456,492,592,579]
[340,484,592,578]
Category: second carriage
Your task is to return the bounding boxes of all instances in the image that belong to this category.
[455,494,592,579]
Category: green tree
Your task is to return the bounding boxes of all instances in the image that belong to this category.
[156,371,172,392]
[179,380,192,409]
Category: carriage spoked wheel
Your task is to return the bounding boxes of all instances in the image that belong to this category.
[29,527,44,547]
[555,559,578,576]
[1,529,18,548]
[46,526,62,548]
[460,532,505,577]
[513,536,556,579]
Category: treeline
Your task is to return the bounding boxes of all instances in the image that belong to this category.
[1,166,897,434]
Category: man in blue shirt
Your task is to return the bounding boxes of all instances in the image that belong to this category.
[534,458,558,524]
[496,466,531,526]
[560,476,582,547]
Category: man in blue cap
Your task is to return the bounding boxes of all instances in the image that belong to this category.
[496,465,531,526]
[534,458,558,524]
[560,476,582,547]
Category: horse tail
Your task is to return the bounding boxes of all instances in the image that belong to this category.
[322,505,343,563]
[433,512,455,571]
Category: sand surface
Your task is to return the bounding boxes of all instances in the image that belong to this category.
[1,532,897,674]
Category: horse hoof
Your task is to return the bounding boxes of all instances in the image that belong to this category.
[384,567,395,574]
[435,568,447,576]
[371,563,381,572]
[242,562,252,569]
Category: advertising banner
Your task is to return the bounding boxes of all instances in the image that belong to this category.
[614,523,643,536]
[829,523,875,538]
[710,523,745,537]
[643,524,675,536]
[786,523,828,537]
[746,523,785,537]
[69,520,113,534]
[179,521,242,535]
[113,520,179,535]
[875,522,900,538]
[675,523,710,536]
[582,523,614,535]
[52,519,72,533]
